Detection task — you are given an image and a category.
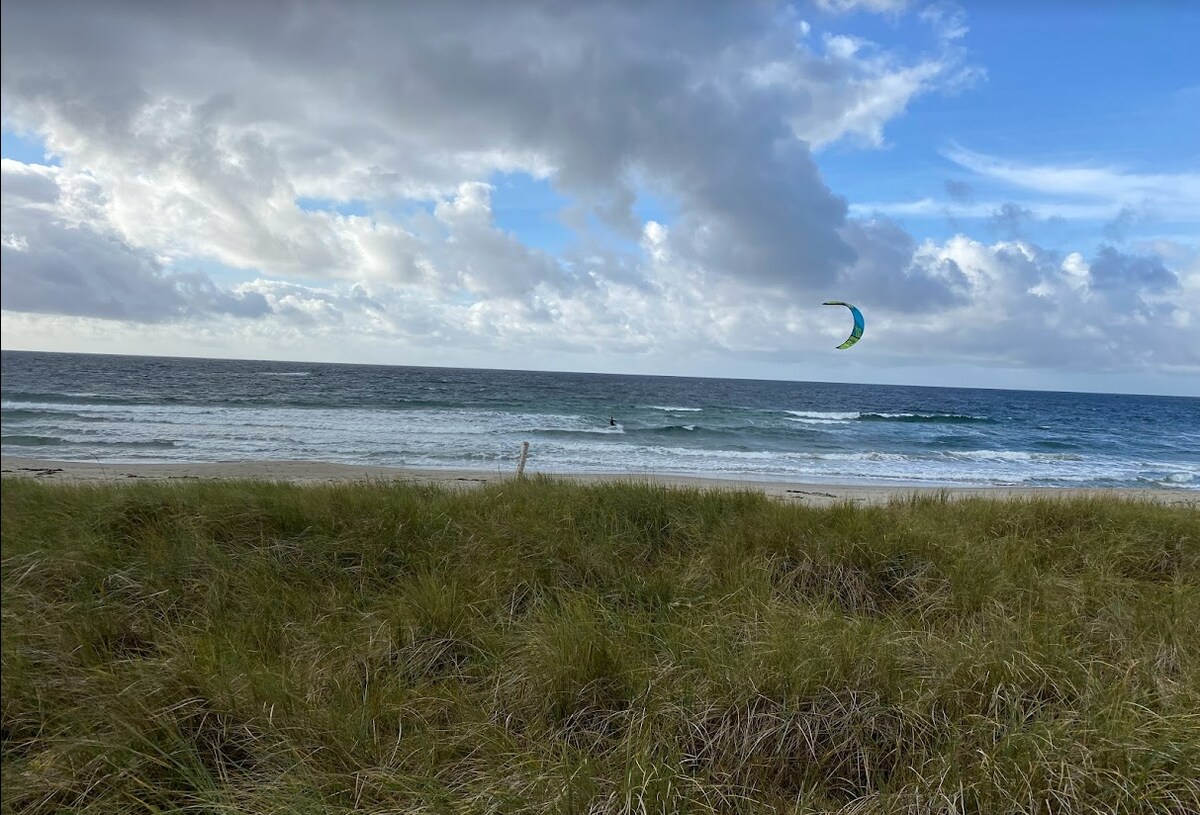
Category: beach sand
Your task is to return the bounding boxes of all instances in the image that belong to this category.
[4,456,1196,507]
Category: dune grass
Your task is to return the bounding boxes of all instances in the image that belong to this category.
[2,477,1198,814]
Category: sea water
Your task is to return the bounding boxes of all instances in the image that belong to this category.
[2,350,1197,489]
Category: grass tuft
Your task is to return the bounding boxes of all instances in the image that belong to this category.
[2,478,1198,813]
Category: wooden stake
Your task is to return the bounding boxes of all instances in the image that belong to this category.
[516,441,530,478]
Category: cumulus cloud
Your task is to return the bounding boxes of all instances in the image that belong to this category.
[871,238,1196,372]
[1087,246,1177,295]
[836,217,969,311]
[0,0,977,296]
[0,0,1194,383]
[146,232,1199,378]
[1,159,269,320]
[431,183,574,297]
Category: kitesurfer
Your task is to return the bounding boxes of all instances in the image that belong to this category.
[609,416,616,427]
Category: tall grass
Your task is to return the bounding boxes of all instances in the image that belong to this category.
[2,477,1197,813]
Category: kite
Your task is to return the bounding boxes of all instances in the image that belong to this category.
[822,301,865,349]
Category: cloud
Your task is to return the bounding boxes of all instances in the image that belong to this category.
[1,159,269,321]
[0,1,1194,384]
[0,157,58,203]
[229,235,1200,376]
[944,145,1200,219]
[872,238,1197,372]
[943,179,973,202]
[849,198,1129,222]
[431,182,576,297]
[858,145,1200,230]
[836,217,969,311]
[918,2,969,42]
[989,202,1034,240]
[815,0,910,14]
[0,0,985,299]
[1102,206,1142,243]
[1087,246,1177,295]
[751,14,981,151]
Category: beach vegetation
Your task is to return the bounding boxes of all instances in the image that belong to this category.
[2,478,1197,813]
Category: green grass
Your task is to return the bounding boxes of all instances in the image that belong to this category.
[2,477,1197,814]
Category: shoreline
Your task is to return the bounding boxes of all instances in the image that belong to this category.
[4,456,1197,507]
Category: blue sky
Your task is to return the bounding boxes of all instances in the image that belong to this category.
[1,129,59,165]
[819,2,1200,250]
[2,1,1197,395]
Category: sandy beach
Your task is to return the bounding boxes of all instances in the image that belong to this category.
[4,456,1196,507]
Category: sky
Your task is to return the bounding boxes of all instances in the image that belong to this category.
[2,0,1198,396]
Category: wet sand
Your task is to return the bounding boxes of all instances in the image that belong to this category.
[4,456,1196,507]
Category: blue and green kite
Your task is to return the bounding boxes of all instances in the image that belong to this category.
[822,301,865,349]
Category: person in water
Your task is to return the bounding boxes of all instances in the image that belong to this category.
[609,417,616,427]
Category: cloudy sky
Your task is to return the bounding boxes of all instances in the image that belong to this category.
[2,0,1197,395]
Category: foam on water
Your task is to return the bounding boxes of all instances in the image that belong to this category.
[3,351,1197,489]
[787,410,859,421]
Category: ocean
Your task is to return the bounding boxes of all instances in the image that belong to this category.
[2,350,1197,490]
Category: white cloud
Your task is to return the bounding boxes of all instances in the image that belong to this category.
[1,0,979,296]
[0,159,269,320]
[750,11,980,150]
[944,146,1200,220]
[815,0,910,14]
[3,225,1196,379]
[874,236,1196,372]
[0,1,1193,387]
[856,145,1200,237]
[849,198,1125,221]
[918,2,969,41]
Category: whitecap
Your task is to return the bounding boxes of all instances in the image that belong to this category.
[786,410,859,421]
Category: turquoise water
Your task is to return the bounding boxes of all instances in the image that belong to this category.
[2,350,1197,489]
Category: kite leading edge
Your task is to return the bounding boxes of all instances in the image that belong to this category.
[822,301,865,349]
